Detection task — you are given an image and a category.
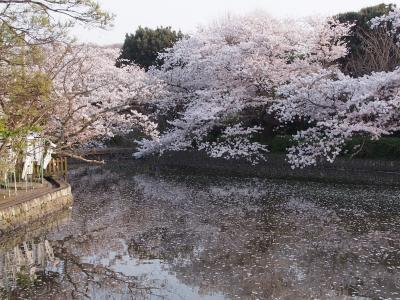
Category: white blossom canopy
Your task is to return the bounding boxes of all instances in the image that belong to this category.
[135,13,351,163]
[41,44,163,158]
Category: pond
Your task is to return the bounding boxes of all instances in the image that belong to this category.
[1,163,400,299]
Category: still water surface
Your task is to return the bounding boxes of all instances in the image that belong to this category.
[1,164,400,299]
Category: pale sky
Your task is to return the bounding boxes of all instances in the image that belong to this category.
[73,0,399,45]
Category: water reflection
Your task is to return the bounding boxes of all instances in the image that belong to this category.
[0,239,60,292]
[0,164,400,299]
[0,210,70,299]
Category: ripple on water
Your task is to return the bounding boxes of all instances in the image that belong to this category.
[0,164,399,299]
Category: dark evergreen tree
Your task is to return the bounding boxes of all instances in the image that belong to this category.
[116,26,183,70]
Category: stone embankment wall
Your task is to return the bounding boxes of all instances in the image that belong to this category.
[146,152,400,185]
[0,181,73,232]
[0,209,71,251]
[73,148,400,186]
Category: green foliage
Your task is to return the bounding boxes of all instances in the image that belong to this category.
[344,137,400,160]
[0,118,6,134]
[263,136,294,154]
[0,0,111,140]
[257,136,400,160]
[117,26,184,70]
[16,270,35,288]
[337,3,393,48]
[0,65,52,139]
[0,0,113,47]
[0,0,112,167]
[338,3,392,23]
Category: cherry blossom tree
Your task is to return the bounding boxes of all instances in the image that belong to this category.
[270,7,400,168]
[0,0,113,170]
[134,13,351,163]
[370,6,400,44]
[41,44,162,162]
[270,69,400,167]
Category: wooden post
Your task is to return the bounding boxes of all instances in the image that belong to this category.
[43,156,68,181]
[13,171,16,195]
[64,157,68,181]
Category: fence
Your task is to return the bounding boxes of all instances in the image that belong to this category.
[42,156,68,181]
[0,157,68,198]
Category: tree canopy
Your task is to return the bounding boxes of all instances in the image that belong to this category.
[134,14,351,163]
[116,26,183,70]
[132,7,400,167]
[0,0,113,160]
[42,44,161,160]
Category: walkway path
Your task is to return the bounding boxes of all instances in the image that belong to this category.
[0,182,53,210]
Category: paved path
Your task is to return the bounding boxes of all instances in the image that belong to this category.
[0,182,53,209]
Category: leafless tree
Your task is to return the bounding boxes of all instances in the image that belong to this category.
[343,27,400,76]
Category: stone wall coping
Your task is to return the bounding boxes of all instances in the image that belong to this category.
[0,179,71,211]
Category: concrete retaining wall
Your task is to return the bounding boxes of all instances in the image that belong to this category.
[0,181,73,232]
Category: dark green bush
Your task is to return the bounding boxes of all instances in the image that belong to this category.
[343,137,400,160]
[258,135,400,160]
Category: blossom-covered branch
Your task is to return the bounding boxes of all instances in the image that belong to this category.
[41,44,162,157]
[134,13,351,164]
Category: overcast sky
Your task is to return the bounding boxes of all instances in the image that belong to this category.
[73,0,399,45]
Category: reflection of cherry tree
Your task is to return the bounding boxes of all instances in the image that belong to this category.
[50,236,160,300]
[0,209,71,299]
[0,201,162,299]
[55,169,400,299]
[108,170,400,299]
[0,237,160,300]
[3,166,400,299]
